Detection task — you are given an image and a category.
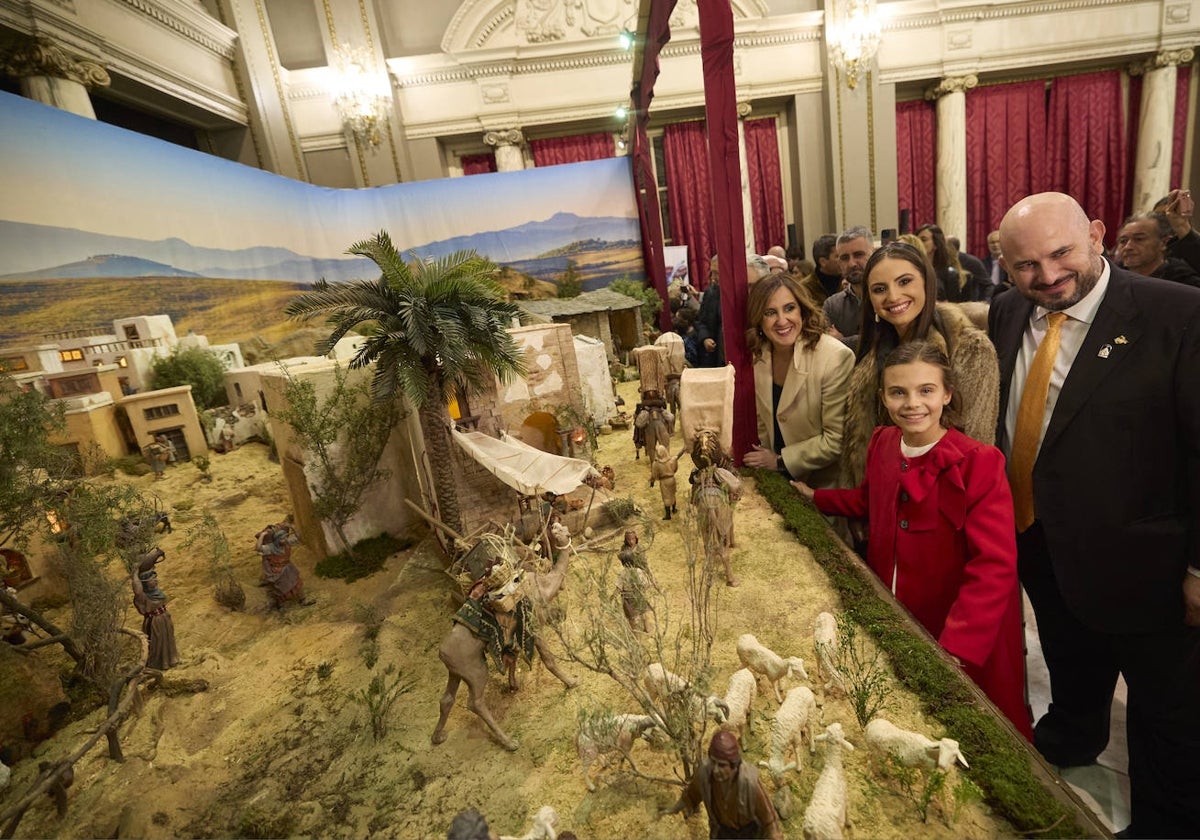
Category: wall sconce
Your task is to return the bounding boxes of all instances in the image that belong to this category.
[827,0,882,90]
[330,43,391,147]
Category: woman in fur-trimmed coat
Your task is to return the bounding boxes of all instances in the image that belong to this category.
[837,242,1000,491]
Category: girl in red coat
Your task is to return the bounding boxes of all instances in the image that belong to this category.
[792,341,1032,738]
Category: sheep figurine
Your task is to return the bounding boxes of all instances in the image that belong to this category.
[813,612,845,693]
[802,722,855,840]
[499,804,558,840]
[759,685,818,780]
[719,668,758,736]
[863,718,969,771]
[576,713,662,792]
[736,633,810,703]
[643,663,730,724]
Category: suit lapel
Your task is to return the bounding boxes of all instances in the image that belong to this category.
[1041,272,1141,454]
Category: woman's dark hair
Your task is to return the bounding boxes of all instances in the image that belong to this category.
[879,339,961,428]
[744,272,825,359]
[917,223,966,297]
[856,241,941,363]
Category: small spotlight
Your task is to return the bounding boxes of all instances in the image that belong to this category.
[615,105,628,119]
[618,30,634,50]
[617,138,627,150]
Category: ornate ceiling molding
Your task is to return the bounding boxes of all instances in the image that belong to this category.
[443,0,771,53]
[114,0,237,60]
[883,0,1142,33]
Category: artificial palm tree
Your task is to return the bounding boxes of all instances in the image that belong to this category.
[285,231,525,540]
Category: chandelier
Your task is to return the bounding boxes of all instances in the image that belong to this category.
[827,0,883,90]
[330,43,391,147]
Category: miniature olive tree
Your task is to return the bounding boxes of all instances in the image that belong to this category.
[272,364,401,561]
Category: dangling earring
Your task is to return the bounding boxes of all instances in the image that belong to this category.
[757,328,765,338]
[875,312,880,323]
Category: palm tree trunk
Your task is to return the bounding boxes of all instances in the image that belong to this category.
[417,399,463,542]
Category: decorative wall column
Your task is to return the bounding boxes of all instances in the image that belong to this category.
[736,101,756,254]
[0,35,110,119]
[926,74,976,244]
[1130,48,1195,212]
[484,129,527,172]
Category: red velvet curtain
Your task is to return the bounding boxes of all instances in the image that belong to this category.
[697,0,754,465]
[743,117,785,254]
[663,121,716,291]
[1171,64,1192,189]
[1046,70,1128,245]
[964,81,1048,256]
[632,0,678,333]
[530,132,614,167]
[461,153,496,176]
[1126,74,1142,211]
[895,99,936,233]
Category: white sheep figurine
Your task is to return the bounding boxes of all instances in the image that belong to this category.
[813,612,845,693]
[719,668,758,736]
[499,804,558,840]
[576,713,662,792]
[642,663,730,724]
[736,633,810,703]
[802,722,855,840]
[759,685,818,780]
[863,717,969,771]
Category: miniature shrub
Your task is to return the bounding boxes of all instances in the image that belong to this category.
[315,532,413,583]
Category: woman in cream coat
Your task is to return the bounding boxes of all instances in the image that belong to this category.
[742,273,854,487]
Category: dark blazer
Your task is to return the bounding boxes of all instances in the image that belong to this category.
[988,263,1200,634]
[981,254,1009,291]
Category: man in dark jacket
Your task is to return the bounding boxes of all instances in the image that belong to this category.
[1115,213,1200,287]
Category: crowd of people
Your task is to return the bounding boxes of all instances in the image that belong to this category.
[661,188,1200,839]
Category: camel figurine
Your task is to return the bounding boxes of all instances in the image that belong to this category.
[432,522,578,751]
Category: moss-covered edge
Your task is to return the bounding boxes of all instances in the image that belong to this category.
[754,469,1088,838]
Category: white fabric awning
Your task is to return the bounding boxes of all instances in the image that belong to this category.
[450,427,596,496]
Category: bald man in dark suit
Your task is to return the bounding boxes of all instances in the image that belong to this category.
[989,192,1200,838]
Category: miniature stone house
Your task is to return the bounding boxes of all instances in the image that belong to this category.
[119,385,207,463]
[517,288,645,362]
[258,360,423,559]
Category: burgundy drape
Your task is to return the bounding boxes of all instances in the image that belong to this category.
[1171,64,1192,190]
[1126,74,1142,212]
[895,99,936,233]
[1046,70,1128,246]
[964,81,1048,255]
[461,153,496,176]
[631,0,677,333]
[743,117,785,254]
[698,0,754,465]
[663,122,716,291]
[530,132,614,167]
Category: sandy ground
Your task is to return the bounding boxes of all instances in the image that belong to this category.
[5,379,1015,839]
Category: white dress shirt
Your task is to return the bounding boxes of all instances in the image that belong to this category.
[1002,261,1111,458]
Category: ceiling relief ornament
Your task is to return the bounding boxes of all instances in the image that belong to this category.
[0,34,110,88]
[518,0,634,44]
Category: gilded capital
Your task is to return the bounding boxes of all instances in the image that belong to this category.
[0,35,110,88]
[483,128,525,148]
[924,74,978,101]
[736,101,753,119]
[1131,47,1196,75]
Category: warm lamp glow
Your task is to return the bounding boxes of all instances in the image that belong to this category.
[828,0,883,90]
[330,43,392,147]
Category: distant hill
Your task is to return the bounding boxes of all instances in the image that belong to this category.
[0,212,641,284]
[0,254,201,281]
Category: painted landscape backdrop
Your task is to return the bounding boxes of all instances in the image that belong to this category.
[0,92,644,346]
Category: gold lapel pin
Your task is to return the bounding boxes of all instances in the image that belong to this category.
[1098,344,1112,359]
[1114,335,1128,344]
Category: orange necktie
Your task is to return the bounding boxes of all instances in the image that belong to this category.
[1009,311,1068,532]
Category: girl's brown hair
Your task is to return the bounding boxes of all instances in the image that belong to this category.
[879,339,961,429]
[744,272,825,360]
